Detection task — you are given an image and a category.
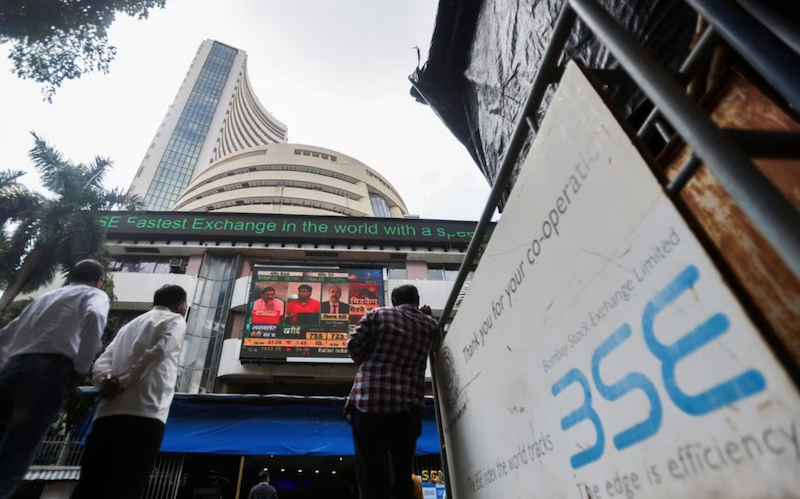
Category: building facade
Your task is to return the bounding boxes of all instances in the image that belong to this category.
[172,144,408,217]
[17,212,473,499]
[129,39,405,221]
[129,40,288,211]
[14,38,443,499]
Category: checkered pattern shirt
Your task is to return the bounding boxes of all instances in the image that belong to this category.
[346,304,437,414]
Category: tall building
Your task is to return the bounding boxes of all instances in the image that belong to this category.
[15,40,448,499]
[172,143,408,217]
[131,39,406,220]
[129,40,288,210]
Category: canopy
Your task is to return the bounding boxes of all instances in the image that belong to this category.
[409,0,697,208]
[79,394,442,456]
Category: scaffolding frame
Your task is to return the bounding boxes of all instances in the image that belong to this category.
[430,1,800,497]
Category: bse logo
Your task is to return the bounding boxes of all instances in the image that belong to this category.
[438,346,460,409]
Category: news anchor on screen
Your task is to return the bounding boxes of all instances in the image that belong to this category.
[285,284,320,325]
[251,287,284,325]
[321,285,349,315]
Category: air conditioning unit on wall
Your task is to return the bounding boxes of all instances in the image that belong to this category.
[169,258,187,274]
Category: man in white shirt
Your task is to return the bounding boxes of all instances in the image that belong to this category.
[71,284,188,499]
[0,260,108,499]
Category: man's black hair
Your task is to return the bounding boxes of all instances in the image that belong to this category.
[154,285,187,308]
[262,286,276,295]
[391,284,419,306]
[298,284,312,292]
[72,260,105,283]
[258,469,270,482]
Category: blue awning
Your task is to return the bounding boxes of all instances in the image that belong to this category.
[78,393,442,456]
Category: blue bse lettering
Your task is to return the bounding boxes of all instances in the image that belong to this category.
[552,264,767,469]
[591,324,662,451]
[642,265,766,416]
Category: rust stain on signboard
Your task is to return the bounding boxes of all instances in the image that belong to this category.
[658,68,800,369]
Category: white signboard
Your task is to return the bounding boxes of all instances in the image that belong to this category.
[438,61,800,499]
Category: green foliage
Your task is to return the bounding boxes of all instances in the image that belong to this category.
[0,0,166,101]
[0,297,32,328]
[0,170,40,224]
[0,131,142,301]
[0,171,40,281]
[0,131,139,437]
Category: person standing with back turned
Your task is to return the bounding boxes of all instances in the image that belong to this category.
[345,284,437,499]
[247,469,278,499]
[0,260,109,499]
[71,284,188,499]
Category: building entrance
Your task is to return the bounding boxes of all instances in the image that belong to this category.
[172,454,356,499]
[240,456,356,499]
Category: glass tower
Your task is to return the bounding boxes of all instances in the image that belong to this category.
[143,42,238,210]
[177,253,240,394]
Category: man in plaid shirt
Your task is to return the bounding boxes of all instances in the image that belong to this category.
[346,284,437,499]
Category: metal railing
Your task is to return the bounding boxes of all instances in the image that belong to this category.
[429,1,800,497]
[30,440,84,467]
[28,441,184,499]
[142,453,185,499]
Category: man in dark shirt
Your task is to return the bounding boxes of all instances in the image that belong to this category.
[320,285,350,315]
[345,284,437,499]
[248,470,278,499]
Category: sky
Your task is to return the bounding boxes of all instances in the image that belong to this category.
[0,0,492,221]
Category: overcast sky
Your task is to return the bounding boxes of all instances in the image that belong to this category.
[0,0,491,220]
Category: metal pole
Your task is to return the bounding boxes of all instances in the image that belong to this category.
[734,0,800,57]
[684,0,800,111]
[429,5,578,497]
[570,0,800,282]
[637,27,720,139]
[667,155,703,194]
[436,2,577,330]
[234,455,246,499]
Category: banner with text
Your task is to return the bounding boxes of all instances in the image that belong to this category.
[436,62,800,499]
[98,212,478,246]
[240,267,384,362]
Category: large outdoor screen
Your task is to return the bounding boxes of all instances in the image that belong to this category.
[239,268,384,362]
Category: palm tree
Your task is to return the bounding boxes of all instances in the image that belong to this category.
[0,169,41,290]
[0,169,40,224]
[0,132,141,312]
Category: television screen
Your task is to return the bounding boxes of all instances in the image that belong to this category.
[240,268,384,362]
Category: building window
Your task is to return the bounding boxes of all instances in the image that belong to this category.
[427,266,469,281]
[444,270,461,281]
[177,254,239,394]
[370,193,391,218]
[388,268,407,280]
[428,268,445,280]
[138,260,157,273]
[142,42,238,210]
[120,259,140,273]
[109,256,187,274]
[155,259,172,274]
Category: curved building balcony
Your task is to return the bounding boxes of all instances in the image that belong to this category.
[210,65,288,164]
[174,143,408,217]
